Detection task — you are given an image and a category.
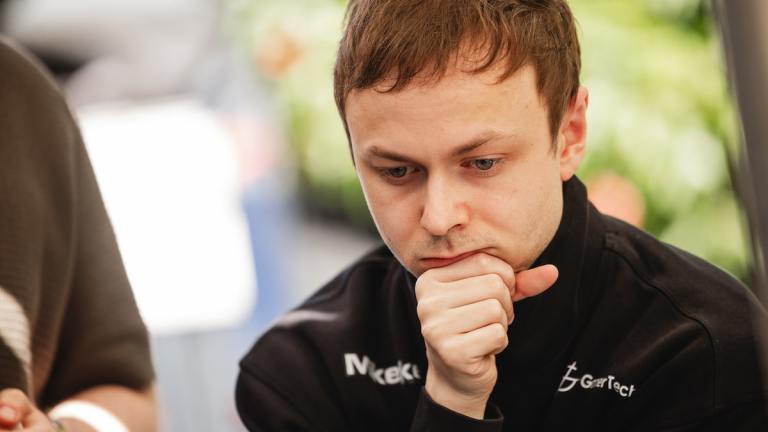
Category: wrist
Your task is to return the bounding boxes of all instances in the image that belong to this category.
[53,417,96,432]
[425,378,490,419]
[49,401,125,432]
[50,418,67,432]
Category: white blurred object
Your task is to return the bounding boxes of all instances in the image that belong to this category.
[77,97,256,335]
[2,0,219,104]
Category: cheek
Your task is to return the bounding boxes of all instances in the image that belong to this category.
[479,161,561,236]
[358,176,419,247]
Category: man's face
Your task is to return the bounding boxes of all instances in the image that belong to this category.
[346,63,585,276]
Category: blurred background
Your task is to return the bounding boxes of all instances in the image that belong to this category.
[0,0,760,430]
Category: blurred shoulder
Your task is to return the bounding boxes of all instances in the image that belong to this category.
[602,215,768,403]
[241,244,401,367]
[0,37,76,159]
[0,37,64,102]
[602,215,763,320]
[236,244,406,428]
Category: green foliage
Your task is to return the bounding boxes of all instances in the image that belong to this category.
[571,0,749,280]
[236,0,751,280]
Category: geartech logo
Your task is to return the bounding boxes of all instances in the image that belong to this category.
[558,362,637,398]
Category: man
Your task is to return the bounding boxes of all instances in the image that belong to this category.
[236,1,768,430]
[0,39,157,431]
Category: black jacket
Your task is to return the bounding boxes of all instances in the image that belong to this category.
[237,178,768,431]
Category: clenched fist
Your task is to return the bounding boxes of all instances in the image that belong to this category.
[415,253,558,419]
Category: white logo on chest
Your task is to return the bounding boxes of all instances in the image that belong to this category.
[344,353,422,385]
[558,362,636,398]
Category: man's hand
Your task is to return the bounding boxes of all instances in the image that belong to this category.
[0,388,57,432]
[415,253,558,419]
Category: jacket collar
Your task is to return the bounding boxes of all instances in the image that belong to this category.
[503,176,606,368]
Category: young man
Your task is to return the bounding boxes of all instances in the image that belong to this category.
[0,39,157,431]
[236,1,768,430]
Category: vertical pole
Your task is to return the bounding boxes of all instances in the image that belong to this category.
[712,0,768,306]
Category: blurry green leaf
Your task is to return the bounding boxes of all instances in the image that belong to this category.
[235,0,750,278]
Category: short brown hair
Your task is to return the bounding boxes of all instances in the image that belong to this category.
[334,0,581,144]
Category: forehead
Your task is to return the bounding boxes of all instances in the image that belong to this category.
[345,63,547,155]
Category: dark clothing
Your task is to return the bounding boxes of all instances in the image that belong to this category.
[237,177,768,431]
[0,37,154,408]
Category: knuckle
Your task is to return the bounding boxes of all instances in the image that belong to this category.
[415,274,438,298]
[415,277,443,301]
[422,295,445,314]
[414,278,428,299]
[492,275,507,295]
[416,298,432,321]
[488,273,507,295]
[498,307,508,325]
[476,254,492,269]
[493,299,505,317]
[420,322,437,341]
[482,298,502,317]
[416,294,446,322]
[487,272,503,285]
[506,268,517,286]
[498,336,508,351]
[482,274,507,300]
[491,323,508,346]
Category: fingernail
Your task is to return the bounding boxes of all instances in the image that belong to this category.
[0,405,16,422]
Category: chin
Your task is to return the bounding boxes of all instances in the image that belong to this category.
[403,260,424,277]
[387,248,417,275]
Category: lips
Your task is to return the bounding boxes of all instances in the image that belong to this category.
[419,250,481,269]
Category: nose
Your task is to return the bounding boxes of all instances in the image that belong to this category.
[419,174,470,236]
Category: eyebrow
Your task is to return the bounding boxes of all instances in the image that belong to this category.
[364,132,504,163]
[451,134,498,157]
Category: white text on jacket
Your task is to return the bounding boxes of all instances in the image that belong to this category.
[558,362,636,398]
[344,353,422,385]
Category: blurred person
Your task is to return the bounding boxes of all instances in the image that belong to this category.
[6,2,294,431]
[236,0,768,431]
[0,0,220,106]
[586,172,646,228]
[0,39,156,431]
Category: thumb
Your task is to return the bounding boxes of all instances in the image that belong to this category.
[0,402,18,428]
[0,388,34,428]
[511,264,558,302]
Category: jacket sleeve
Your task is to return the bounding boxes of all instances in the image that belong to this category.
[236,368,505,432]
[410,388,504,432]
[236,326,357,432]
[236,367,321,432]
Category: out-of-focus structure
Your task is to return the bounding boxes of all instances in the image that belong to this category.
[712,0,768,307]
[1,1,267,431]
[713,0,768,391]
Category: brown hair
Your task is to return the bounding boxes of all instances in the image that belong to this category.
[334,0,581,144]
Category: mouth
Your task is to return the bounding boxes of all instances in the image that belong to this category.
[419,250,484,269]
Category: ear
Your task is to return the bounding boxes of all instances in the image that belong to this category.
[557,86,588,181]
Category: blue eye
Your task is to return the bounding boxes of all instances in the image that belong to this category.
[386,167,408,178]
[472,159,497,170]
